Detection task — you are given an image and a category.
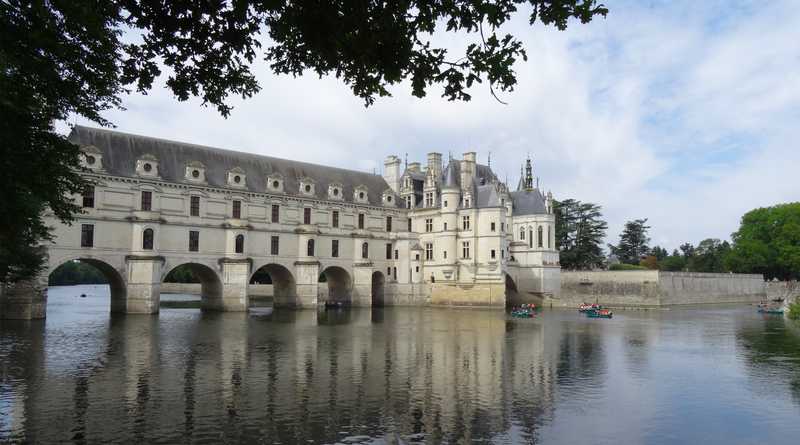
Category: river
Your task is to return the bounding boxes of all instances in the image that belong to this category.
[1,285,799,444]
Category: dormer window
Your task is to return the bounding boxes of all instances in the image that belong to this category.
[354,185,369,204]
[328,183,344,200]
[185,161,206,183]
[80,145,103,170]
[226,167,246,188]
[299,177,315,196]
[267,173,284,193]
[382,189,396,207]
[136,154,159,177]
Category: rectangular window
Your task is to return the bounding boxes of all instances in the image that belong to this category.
[270,236,279,255]
[501,222,505,232]
[443,222,448,231]
[332,240,339,257]
[358,213,365,229]
[80,224,94,247]
[443,251,447,259]
[425,243,433,261]
[271,204,280,223]
[407,218,412,232]
[332,210,339,228]
[189,230,199,252]
[425,219,433,232]
[386,243,393,260]
[82,186,95,208]
[462,241,470,259]
[491,249,496,259]
[393,267,397,280]
[462,216,470,230]
[303,207,311,224]
[444,200,448,207]
[141,191,152,211]
[190,196,200,216]
[386,216,392,232]
[491,222,496,232]
[415,266,420,272]
[394,249,399,260]
[387,267,391,276]
[232,200,241,218]
[415,254,420,260]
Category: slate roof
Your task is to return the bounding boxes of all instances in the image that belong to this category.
[510,189,547,215]
[69,126,396,207]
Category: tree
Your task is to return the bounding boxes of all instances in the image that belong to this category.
[659,254,686,272]
[650,245,668,261]
[554,199,608,270]
[688,238,731,273]
[0,1,608,284]
[608,218,650,265]
[639,255,659,270]
[725,203,800,280]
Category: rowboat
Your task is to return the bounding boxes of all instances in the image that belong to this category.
[586,308,613,319]
[579,303,602,313]
[757,307,784,315]
[511,308,535,318]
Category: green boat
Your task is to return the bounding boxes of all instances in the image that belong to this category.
[757,307,784,315]
[586,308,613,319]
[511,309,534,318]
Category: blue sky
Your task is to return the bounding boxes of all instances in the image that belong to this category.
[62,0,799,251]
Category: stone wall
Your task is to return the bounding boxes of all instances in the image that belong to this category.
[766,281,800,302]
[160,283,274,297]
[430,283,506,307]
[549,270,765,308]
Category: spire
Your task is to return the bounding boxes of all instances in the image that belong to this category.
[524,157,533,190]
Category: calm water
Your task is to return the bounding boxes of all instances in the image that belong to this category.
[2,285,800,444]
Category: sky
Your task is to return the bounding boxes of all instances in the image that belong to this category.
[60,0,799,251]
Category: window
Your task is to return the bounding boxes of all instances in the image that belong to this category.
[415,266,420,272]
[189,230,199,252]
[491,222,496,232]
[529,229,533,248]
[82,186,94,208]
[520,227,525,240]
[464,197,470,207]
[405,196,412,209]
[407,218,412,232]
[232,200,241,218]
[462,216,470,230]
[394,249,399,260]
[443,251,447,259]
[491,249,496,259]
[387,267,392,276]
[425,243,433,261]
[332,211,339,228]
[303,207,311,224]
[80,224,94,247]
[332,240,339,258]
[142,228,154,250]
[462,241,471,259]
[141,191,152,211]
[501,222,505,232]
[444,200,448,207]
[271,204,280,223]
[444,222,448,231]
[362,242,369,259]
[307,239,315,256]
[547,226,552,249]
[270,236,279,255]
[393,267,397,280]
[415,253,420,260]
[425,192,434,207]
[538,226,543,248]
[386,216,392,232]
[358,213,365,229]
[425,218,433,232]
[502,249,505,259]
[235,234,244,254]
[190,196,200,216]
[386,243,393,260]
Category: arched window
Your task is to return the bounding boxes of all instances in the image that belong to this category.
[235,234,245,253]
[538,226,543,248]
[520,227,525,240]
[307,239,315,257]
[142,228,154,250]
[529,229,533,248]
[362,242,369,259]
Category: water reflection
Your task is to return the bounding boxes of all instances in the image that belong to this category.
[2,287,800,444]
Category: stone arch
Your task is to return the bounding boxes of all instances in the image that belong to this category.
[162,262,222,309]
[48,257,128,313]
[371,271,385,307]
[250,263,297,304]
[319,266,352,303]
[505,273,522,308]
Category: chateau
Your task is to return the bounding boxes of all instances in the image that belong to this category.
[1,126,560,318]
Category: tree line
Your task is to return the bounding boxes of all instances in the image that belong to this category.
[554,200,800,280]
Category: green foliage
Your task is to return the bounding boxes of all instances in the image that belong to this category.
[788,302,800,321]
[639,255,659,270]
[689,239,731,273]
[608,218,651,265]
[609,263,647,271]
[553,199,608,270]
[659,254,687,271]
[164,265,201,284]
[725,203,800,280]
[0,0,607,284]
[650,246,668,261]
[48,261,108,286]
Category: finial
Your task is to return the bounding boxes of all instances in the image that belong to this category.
[488,151,491,168]
[404,153,408,169]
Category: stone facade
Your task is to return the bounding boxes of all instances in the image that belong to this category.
[0,126,560,319]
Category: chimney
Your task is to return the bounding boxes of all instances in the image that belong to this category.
[383,155,401,194]
[460,151,477,189]
[427,152,443,177]
[408,162,421,172]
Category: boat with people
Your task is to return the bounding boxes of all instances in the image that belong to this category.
[324,301,348,310]
[586,308,613,319]
[757,306,785,315]
[578,303,602,313]
[510,303,537,318]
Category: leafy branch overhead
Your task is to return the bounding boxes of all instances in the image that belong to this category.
[120,0,608,114]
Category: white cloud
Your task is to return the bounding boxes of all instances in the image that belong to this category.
[60,0,799,251]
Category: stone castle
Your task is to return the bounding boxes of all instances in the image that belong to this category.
[0,126,560,318]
